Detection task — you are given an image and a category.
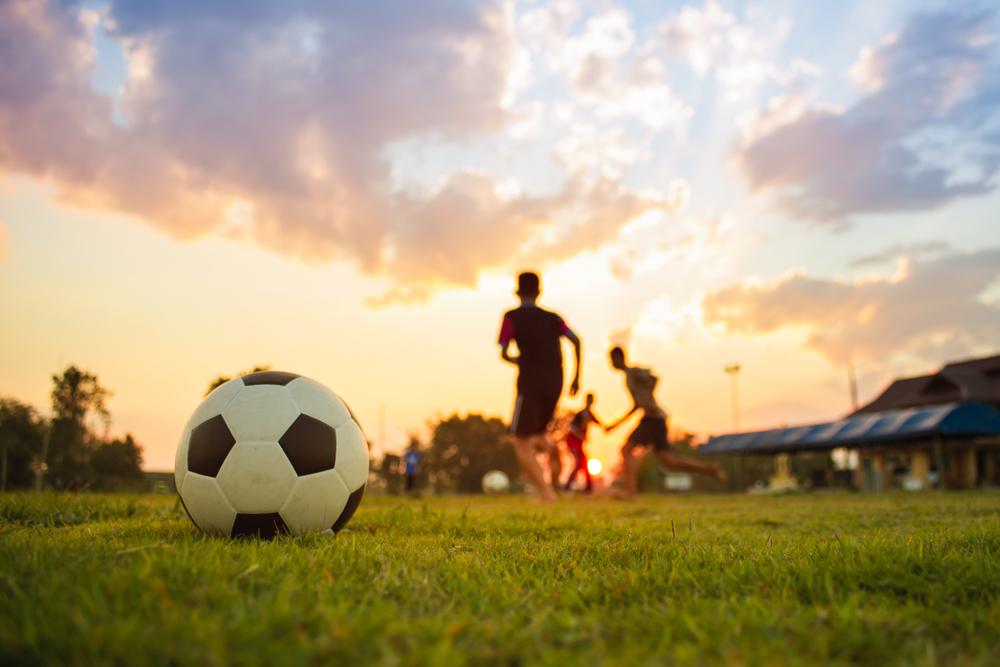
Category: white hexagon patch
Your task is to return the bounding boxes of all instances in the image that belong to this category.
[285,376,352,430]
[279,469,350,536]
[222,385,300,442]
[217,442,298,513]
[181,473,237,535]
[185,377,245,432]
[334,420,369,492]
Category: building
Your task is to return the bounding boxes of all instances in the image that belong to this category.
[701,354,1000,492]
[144,471,177,494]
[853,354,1000,414]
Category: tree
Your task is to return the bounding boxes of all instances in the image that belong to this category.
[423,414,520,494]
[90,434,145,491]
[0,397,45,491]
[206,365,271,396]
[374,453,404,495]
[46,365,112,491]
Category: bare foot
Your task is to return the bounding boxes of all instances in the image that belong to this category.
[713,466,728,485]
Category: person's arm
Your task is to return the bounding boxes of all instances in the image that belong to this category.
[500,342,519,365]
[605,405,638,431]
[590,412,604,429]
[564,328,581,396]
[498,316,519,365]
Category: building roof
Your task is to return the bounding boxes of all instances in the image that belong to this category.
[699,402,1000,455]
[855,354,1000,414]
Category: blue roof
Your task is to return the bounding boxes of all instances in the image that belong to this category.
[699,402,1000,455]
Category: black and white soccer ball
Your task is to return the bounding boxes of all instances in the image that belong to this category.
[174,371,368,539]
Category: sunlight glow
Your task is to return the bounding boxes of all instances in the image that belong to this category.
[587,458,603,475]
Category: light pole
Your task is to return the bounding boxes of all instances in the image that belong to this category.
[725,364,741,492]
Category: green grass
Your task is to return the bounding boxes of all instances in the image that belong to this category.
[2,491,1000,666]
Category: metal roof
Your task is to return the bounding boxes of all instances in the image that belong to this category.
[699,402,1000,455]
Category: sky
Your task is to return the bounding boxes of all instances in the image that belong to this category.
[1,0,999,473]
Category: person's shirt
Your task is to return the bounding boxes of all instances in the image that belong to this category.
[403,450,422,475]
[569,407,593,439]
[625,366,667,419]
[498,305,572,392]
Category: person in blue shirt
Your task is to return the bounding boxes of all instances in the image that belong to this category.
[403,438,423,496]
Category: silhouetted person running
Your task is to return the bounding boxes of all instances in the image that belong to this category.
[606,347,726,497]
[498,272,581,502]
[563,393,602,493]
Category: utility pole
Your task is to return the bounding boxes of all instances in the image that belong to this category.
[725,364,742,492]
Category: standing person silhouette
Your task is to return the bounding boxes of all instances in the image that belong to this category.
[606,347,726,498]
[498,272,581,502]
[563,393,602,493]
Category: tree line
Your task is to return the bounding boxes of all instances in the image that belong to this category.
[0,366,144,492]
[372,413,524,495]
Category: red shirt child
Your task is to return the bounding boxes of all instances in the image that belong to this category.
[563,393,602,492]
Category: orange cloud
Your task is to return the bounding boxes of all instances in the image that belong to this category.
[702,249,1000,364]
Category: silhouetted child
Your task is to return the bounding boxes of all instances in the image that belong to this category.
[606,347,726,498]
[563,393,602,493]
[497,271,582,502]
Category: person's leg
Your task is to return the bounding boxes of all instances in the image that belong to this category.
[511,434,558,502]
[620,440,642,497]
[656,450,728,484]
[543,434,562,489]
[563,449,583,489]
[581,449,592,492]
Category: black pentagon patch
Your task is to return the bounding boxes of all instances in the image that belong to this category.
[188,415,236,477]
[279,414,337,476]
[241,371,300,386]
[332,485,365,534]
[231,513,289,540]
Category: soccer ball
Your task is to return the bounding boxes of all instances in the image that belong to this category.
[482,470,510,494]
[174,371,368,538]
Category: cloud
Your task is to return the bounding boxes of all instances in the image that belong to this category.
[607,210,740,282]
[660,0,737,78]
[847,241,949,268]
[701,249,1000,365]
[735,11,1000,222]
[518,3,690,134]
[0,0,680,304]
[0,221,7,262]
[366,171,684,306]
[659,0,792,100]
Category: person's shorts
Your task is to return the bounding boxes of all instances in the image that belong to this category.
[627,417,670,451]
[510,389,560,437]
[564,432,584,451]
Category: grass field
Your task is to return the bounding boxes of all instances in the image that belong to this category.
[2,491,1000,666]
